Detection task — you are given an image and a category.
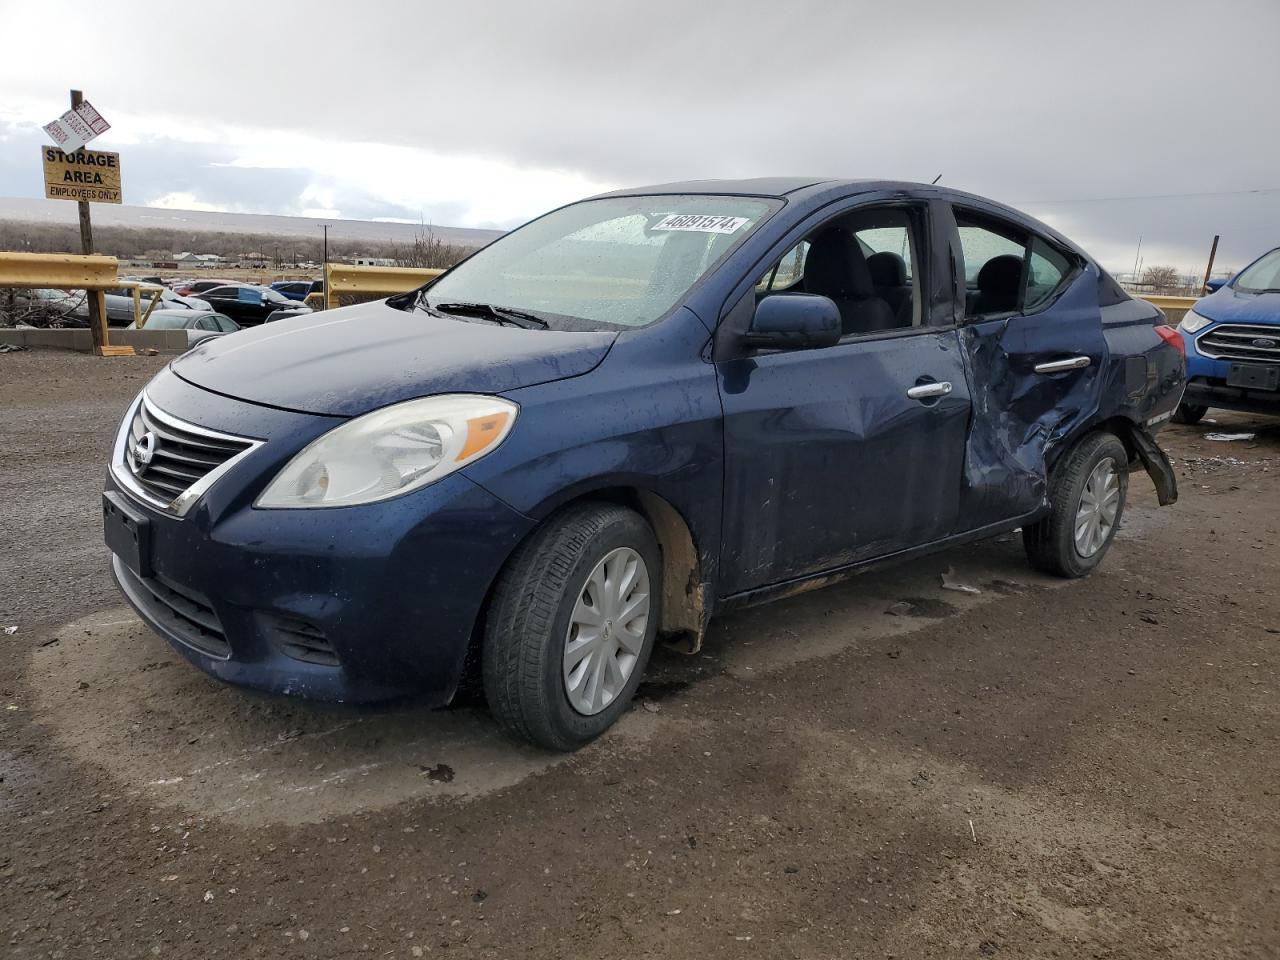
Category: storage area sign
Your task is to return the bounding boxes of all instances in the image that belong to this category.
[41,147,122,203]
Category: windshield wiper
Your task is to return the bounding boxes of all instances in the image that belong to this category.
[432,300,549,329]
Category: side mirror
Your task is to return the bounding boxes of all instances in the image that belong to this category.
[745,294,842,350]
[1204,277,1228,294]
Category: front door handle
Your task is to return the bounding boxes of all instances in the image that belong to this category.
[1034,355,1092,374]
[906,381,953,400]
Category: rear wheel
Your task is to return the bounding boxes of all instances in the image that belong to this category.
[1171,402,1207,425]
[482,502,660,751]
[1023,432,1128,578]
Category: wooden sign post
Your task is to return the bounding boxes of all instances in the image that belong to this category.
[70,90,109,353]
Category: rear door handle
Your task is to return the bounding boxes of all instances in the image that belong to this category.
[1034,356,1092,374]
[906,381,953,400]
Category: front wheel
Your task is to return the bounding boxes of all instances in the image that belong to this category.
[482,502,660,751]
[1023,432,1129,578]
[1171,402,1207,425]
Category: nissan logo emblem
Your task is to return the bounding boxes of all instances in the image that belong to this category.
[132,431,157,469]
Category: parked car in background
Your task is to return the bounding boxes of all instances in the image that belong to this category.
[103,178,1183,751]
[172,279,235,296]
[270,279,324,301]
[1175,246,1280,422]
[124,310,240,348]
[73,286,213,327]
[192,284,311,326]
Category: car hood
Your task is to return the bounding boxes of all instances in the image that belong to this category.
[1195,288,1280,325]
[170,299,617,416]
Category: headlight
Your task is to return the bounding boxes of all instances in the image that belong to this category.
[256,394,517,508]
[1178,309,1213,334]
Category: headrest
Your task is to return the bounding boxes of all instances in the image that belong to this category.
[866,251,907,287]
[977,254,1023,295]
[803,228,875,299]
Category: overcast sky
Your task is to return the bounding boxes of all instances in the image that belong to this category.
[1,0,1277,275]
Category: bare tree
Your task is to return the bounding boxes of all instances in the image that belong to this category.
[1142,265,1181,294]
[393,226,469,270]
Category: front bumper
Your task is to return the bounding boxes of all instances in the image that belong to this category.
[104,370,535,704]
[1183,328,1280,415]
[1183,375,1280,415]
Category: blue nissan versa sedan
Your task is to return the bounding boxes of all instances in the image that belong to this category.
[103,179,1185,750]
[1173,246,1280,423]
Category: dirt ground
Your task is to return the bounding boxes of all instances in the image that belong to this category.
[1,350,1277,959]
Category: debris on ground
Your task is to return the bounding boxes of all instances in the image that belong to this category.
[0,343,28,353]
[420,762,455,783]
[941,568,982,594]
[985,578,1025,595]
[1204,432,1257,442]
[885,601,915,616]
[3,625,16,636]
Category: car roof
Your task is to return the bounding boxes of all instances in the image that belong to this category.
[589,178,1083,257]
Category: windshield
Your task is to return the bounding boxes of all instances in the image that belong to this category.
[1234,248,1280,293]
[423,194,780,329]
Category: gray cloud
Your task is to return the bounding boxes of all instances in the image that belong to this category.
[3,0,1279,271]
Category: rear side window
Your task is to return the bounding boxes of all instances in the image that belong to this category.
[955,210,1076,318]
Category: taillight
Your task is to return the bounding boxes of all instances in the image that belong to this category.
[1155,324,1185,358]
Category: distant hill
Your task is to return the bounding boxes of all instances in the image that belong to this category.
[0,196,505,248]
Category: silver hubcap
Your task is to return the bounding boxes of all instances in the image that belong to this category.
[563,547,651,715]
[1074,457,1121,558]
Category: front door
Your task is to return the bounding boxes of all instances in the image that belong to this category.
[715,201,972,596]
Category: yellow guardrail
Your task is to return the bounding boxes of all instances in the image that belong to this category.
[0,252,131,355]
[0,251,118,289]
[321,263,445,310]
[1136,294,1198,325]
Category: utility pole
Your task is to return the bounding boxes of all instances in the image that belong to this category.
[1201,234,1220,295]
[71,88,107,352]
[322,224,329,265]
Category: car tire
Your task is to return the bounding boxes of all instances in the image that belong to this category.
[1022,432,1129,579]
[1171,402,1208,425]
[482,502,661,751]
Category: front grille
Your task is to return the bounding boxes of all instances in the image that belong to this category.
[262,614,340,666]
[123,398,254,511]
[116,561,230,659]
[1196,324,1280,365]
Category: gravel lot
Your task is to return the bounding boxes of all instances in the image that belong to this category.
[2,350,1277,958]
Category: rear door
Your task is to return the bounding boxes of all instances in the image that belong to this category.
[944,204,1107,530]
[715,198,973,596]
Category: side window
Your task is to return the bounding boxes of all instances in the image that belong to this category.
[957,216,1027,318]
[957,211,1076,317]
[195,316,218,331]
[215,315,237,332]
[753,206,923,336]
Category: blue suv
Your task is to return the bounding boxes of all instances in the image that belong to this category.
[102,179,1185,750]
[1175,246,1280,423]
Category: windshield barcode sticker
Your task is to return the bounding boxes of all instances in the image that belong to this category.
[652,214,750,234]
